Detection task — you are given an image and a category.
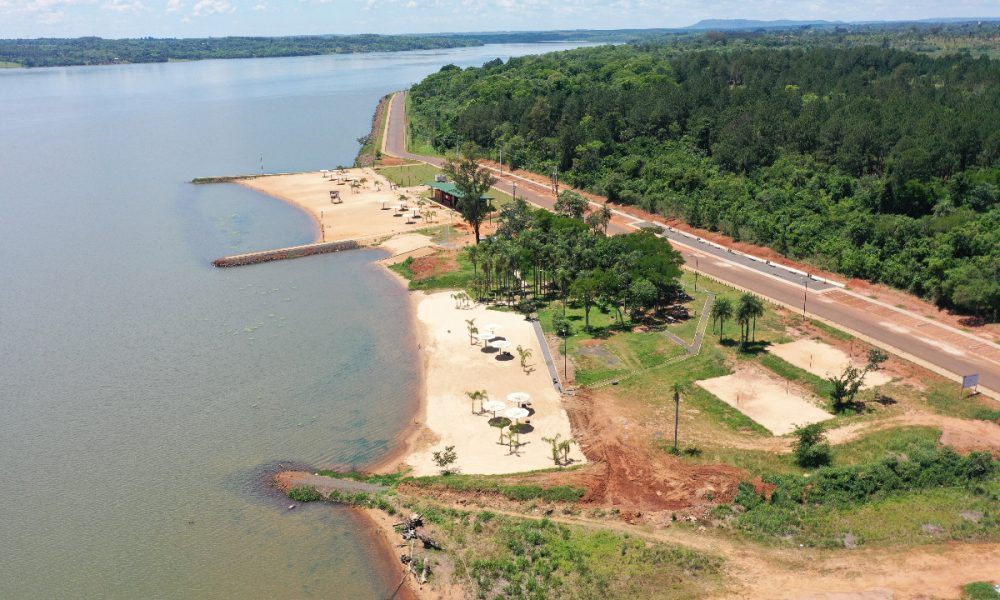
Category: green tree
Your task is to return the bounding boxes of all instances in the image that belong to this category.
[555,190,588,219]
[443,150,497,244]
[736,293,765,345]
[432,445,458,475]
[711,296,734,341]
[828,348,888,413]
[793,422,832,468]
[585,203,612,234]
[570,272,601,330]
[465,389,487,414]
[465,317,479,344]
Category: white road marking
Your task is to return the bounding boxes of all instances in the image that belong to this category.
[879,321,910,335]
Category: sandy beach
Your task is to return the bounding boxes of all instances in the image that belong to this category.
[239,168,458,245]
[382,290,585,476]
[242,168,584,476]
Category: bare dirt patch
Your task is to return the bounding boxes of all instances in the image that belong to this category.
[408,250,459,281]
[696,365,834,435]
[563,390,745,513]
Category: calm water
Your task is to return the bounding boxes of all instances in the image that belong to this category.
[0,43,589,599]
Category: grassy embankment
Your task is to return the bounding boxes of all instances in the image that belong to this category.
[287,469,726,599]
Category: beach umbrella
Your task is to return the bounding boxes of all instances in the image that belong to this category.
[483,324,502,335]
[507,392,531,407]
[475,332,494,347]
[482,400,506,418]
[505,407,529,422]
[492,340,511,355]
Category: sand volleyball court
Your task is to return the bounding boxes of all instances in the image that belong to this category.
[696,365,834,435]
[769,338,892,388]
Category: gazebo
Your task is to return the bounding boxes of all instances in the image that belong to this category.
[425,181,493,209]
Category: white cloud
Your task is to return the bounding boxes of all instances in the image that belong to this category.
[405,0,415,7]
[252,2,265,10]
[190,0,232,16]
[165,0,182,12]
[103,0,145,12]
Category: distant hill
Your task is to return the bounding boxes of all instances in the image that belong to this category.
[685,17,1000,31]
[685,19,841,30]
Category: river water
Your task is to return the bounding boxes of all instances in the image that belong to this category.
[0,43,588,599]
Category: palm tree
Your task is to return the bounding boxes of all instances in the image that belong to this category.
[736,293,766,345]
[671,382,682,453]
[558,438,575,464]
[516,345,533,372]
[465,318,478,344]
[711,297,734,341]
[541,434,562,465]
[465,389,486,414]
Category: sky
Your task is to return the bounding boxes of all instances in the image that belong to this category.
[1,0,998,39]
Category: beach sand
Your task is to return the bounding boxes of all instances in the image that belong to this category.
[239,168,457,244]
[384,291,585,476]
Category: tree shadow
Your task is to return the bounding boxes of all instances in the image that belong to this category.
[735,340,772,355]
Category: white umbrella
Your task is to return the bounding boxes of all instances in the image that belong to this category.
[482,400,506,417]
[483,324,502,335]
[507,392,531,406]
[492,340,511,354]
[505,407,529,421]
[475,332,494,346]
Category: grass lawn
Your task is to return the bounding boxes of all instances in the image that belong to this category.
[0,61,21,68]
[684,426,944,476]
[923,381,1000,421]
[535,300,690,386]
[377,163,441,187]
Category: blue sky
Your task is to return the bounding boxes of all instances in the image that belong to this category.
[1,0,998,39]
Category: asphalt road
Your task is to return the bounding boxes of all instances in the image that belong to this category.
[384,91,1000,399]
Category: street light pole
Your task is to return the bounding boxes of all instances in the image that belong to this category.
[512,181,517,202]
[563,330,568,382]
[499,147,503,179]
[803,279,809,319]
[694,256,699,292]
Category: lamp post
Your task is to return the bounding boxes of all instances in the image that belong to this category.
[552,169,559,197]
[694,256,699,292]
[803,278,809,319]
[512,181,517,202]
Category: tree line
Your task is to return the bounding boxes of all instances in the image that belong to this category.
[409,42,1000,320]
[0,35,477,68]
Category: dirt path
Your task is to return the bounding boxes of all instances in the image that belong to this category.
[825,413,1000,455]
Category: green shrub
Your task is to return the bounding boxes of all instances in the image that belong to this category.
[963,582,1000,599]
[793,422,832,468]
[288,486,322,502]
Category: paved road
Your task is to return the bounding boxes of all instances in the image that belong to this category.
[384,92,1000,399]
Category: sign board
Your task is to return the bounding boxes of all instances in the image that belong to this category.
[962,374,979,389]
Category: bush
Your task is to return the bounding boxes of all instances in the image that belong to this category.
[793,422,832,468]
[963,582,1000,599]
[288,486,322,502]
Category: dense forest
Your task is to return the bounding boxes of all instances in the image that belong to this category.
[409,42,1000,319]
